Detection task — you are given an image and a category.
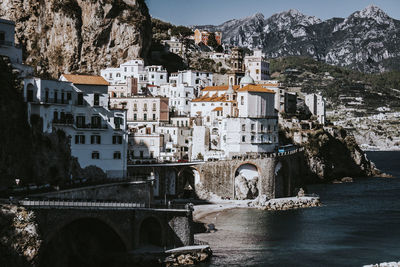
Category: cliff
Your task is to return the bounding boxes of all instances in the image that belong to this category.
[0,0,152,78]
[280,122,379,183]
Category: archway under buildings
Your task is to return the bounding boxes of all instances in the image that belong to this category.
[234,163,260,200]
[176,167,200,199]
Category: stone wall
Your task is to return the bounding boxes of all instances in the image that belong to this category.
[195,150,306,199]
[30,181,153,205]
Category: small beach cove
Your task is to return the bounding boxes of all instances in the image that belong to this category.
[193,151,400,267]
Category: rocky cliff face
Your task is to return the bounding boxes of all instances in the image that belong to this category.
[196,5,400,73]
[0,0,151,78]
[280,122,379,182]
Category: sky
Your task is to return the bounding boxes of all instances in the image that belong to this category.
[146,0,400,26]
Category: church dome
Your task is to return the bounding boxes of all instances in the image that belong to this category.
[240,72,254,85]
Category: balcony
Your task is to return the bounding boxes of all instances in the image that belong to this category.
[75,123,108,130]
[53,116,74,125]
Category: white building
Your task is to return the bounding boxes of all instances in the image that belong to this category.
[0,18,22,64]
[151,83,195,115]
[109,95,169,133]
[145,65,168,86]
[244,50,270,82]
[169,70,213,92]
[24,74,128,178]
[100,59,145,84]
[305,93,326,125]
[161,37,185,56]
[190,73,279,160]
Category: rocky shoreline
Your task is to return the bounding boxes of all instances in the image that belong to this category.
[251,196,321,211]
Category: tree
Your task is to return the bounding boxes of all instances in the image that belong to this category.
[207,32,218,49]
[215,45,224,53]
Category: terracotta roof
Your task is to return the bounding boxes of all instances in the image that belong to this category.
[192,92,234,103]
[212,107,223,112]
[202,85,240,91]
[62,74,109,86]
[237,85,275,93]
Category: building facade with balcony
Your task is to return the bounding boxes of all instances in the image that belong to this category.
[190,74,279,160]
[169,70,213,92]
[23,74,128,178]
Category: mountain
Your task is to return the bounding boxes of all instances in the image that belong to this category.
[0,0,152,78]
[195,5,400,73]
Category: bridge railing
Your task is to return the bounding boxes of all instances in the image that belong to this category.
[19,200,146,209]
[229,147,305,161]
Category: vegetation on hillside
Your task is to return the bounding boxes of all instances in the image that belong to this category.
[270,56,400,111]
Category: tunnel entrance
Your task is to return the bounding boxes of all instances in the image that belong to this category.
[234,163,260,200]
[39,218,126,267]
[139,217,163,247]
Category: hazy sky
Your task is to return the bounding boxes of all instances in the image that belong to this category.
[146,0,400,26]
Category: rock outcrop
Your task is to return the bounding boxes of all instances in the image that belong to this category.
[280,121,380,182]
[234,175,258,200]
[0,0,152,78]
[0,205,41,266]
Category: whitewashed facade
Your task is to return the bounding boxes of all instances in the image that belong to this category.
[169,70,213,91]
[24,75,128,178]
[190,75,279,160]
[244,50,270,82]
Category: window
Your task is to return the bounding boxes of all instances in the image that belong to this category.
[116,73,121,77]
[67,92,71,101]
[144,103,147,111]
[124,67,127,72]
[133,103,138,111]
[134,114,137,121]
[153,103,156,111]
[77,93,84,105]
[242,136,246,142]
[112,135,123,144]
[76,116,85,128]
[45,90,49,102]
[54,91,58,103]
[241,124,246,131]
[75,135,85,144]
[241,96,244,105]
[113,151,121,159]
[153,114,156,120]
[0,32,4,43]
[91,116,101,128]
[160,75,164,79]
[251,136,255,142]
[139,151,144,158]
[61,91,65,104]
[144,113,147,120]
[91,135,101,144]
[92,151,100,159]
[110,73,113,78]
[94,94,100,106]
[251,124,255,131]
[114,117,123,129]
[53,111,59,121]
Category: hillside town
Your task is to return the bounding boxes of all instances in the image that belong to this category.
[1,2,397,266]
[1,18,326,179]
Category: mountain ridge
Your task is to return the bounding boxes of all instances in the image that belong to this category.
[195,5,400,73]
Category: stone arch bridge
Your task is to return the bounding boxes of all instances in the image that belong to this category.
[19,201,193,265]
[128,148,306,200]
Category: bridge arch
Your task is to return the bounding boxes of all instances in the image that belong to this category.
[39,217,127,267]
[234,162,261,200]
[138,216,164,247]
[177,166,201,199]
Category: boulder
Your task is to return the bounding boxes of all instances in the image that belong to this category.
[341,177,354,183]
[234,175,250,200]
